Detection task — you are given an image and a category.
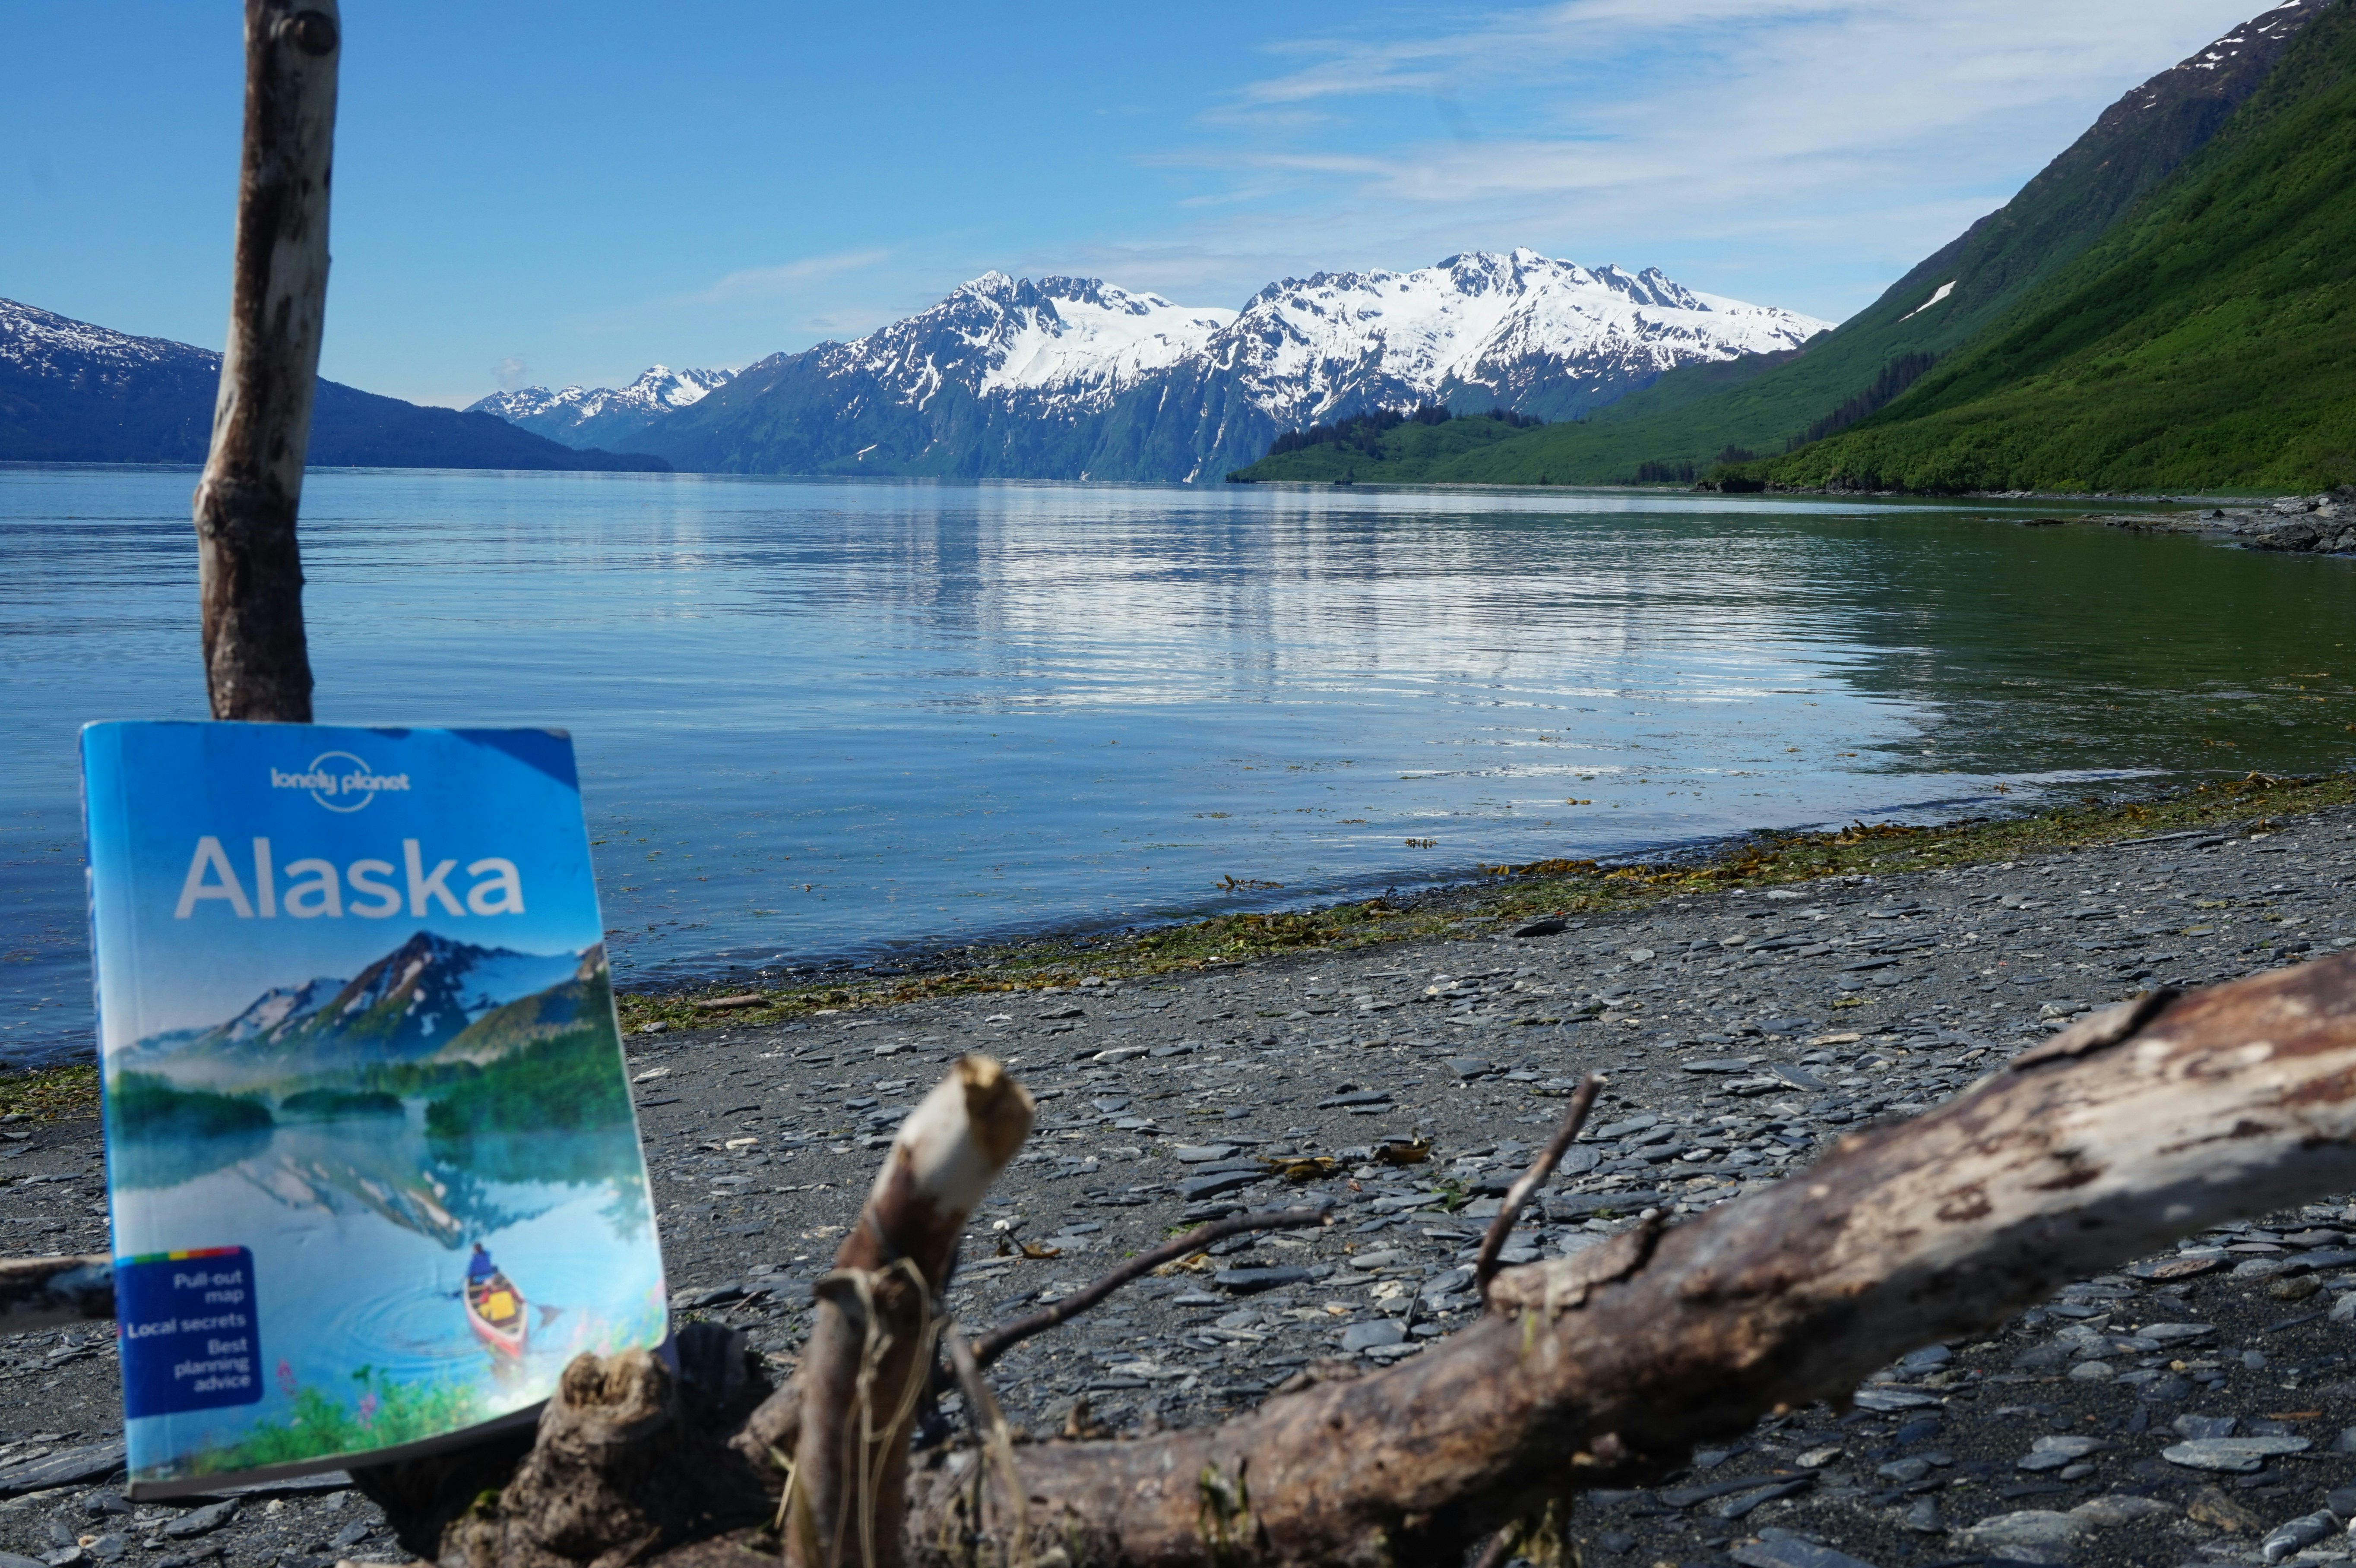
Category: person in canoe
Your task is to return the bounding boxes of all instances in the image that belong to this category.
[463,1243,527,1359]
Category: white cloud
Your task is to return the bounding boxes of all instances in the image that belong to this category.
[1105,0,2268,322]
[686,248,894,304]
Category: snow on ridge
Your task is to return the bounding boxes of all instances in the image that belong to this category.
[817,248,1826,421]
[468,364,732,424]
[1216,247,1831,424]
[0,297,217,376]
[833,271,1238,406]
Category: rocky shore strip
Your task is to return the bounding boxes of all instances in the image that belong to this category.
[6,806,2356,1568]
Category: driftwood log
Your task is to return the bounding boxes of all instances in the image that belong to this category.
[354,951,2356,1565]
[191,0,339,723]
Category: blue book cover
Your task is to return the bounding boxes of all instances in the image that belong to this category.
[81,722,668,1497]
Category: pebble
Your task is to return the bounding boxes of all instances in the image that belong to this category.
[2018,1435,2104,1471]
[2163,1435,2313,1473]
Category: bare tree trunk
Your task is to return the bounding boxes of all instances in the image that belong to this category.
[192,0,340,722]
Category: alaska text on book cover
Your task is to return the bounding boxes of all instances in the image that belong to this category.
[81,723,667,1497]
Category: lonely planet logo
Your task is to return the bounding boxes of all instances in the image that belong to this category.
[269,751,412,814]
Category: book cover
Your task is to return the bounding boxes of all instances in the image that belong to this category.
[81,722,667,1498]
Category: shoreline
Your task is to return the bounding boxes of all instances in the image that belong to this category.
[605,770,2356,1039]
[4,774,2347,1113]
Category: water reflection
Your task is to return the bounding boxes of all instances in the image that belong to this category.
[4,468,2351,1062]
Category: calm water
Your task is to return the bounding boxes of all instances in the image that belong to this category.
[113,1111,659,1480]
[6,465,2354,1063]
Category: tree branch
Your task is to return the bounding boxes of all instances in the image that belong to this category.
[748,1056,1033,1568]
[1474,1072,1602,1299]
[193,0,339,722]
[967,1204,1331,1372]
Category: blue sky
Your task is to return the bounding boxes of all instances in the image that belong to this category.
[5,0,2265,406]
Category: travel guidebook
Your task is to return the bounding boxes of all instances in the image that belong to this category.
[80,722,668,1498]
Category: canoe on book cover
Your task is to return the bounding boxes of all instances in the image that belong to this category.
[464,1270,528,1359]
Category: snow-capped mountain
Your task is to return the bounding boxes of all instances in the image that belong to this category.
[218,976,348,1047]
[0,297,670,470]
[834,273,1237,408]
[131,932,587,1067]
[1217,249,1823,430]
[614,250,1829,483]
[469,364,735,451]
[322,931,584,1054]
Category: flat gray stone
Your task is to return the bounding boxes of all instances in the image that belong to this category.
[1340,1320,1406,1353]
[1953,1510,2083,1562]
[2067,1496,2171,1527]
[2160,1435,2310,1473]
[2137,1321,2216,1344]
[1852,1388,1942,1412]
[160,1502,238,1539]
[2018,1435,2103,1471]
[1212,1266,1311,1295]
[0,1441,125,1498]
[1731,1536,1879,1568]
[1172,1145,1236,1163]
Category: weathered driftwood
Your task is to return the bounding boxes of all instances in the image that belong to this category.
[755,1057,1033,1568]
[192,0,340,723]
[0,1254,111,1334]
[881,963,2356,1565]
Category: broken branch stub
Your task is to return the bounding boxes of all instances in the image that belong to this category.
[893,958,2356,1566]
[749,1056,1032,1568]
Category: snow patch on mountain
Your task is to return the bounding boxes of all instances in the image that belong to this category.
[1,297,217,379]
[1223,248,1829,426]
[472,364,732,428]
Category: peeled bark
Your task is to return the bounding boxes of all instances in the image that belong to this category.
[192,0,339,722]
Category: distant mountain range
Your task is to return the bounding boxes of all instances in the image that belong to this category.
[0,300,671,471]
[469,365,733,452]
[128,931,602,1086]
[1234,0,2329,490]
[467,252,1828,484]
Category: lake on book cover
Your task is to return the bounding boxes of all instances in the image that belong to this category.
[105,933,665,1482]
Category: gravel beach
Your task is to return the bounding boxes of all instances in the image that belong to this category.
[8,804,2356,1568]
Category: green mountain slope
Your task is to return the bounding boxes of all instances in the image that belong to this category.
[1222,409,1540,484]
[1232,0,2322,487]
[1752,0,2356,493]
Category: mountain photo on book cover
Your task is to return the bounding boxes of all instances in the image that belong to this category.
[81,723,666,1495]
